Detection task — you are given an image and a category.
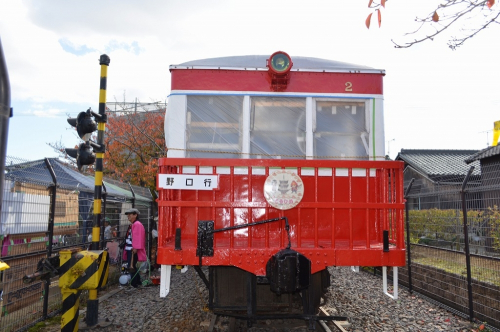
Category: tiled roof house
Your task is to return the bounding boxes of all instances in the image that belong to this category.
[465,145,500,210]
[395,149,480,209]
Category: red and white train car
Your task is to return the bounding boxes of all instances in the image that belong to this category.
[157,52,405,326]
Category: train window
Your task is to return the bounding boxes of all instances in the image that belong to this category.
[250,97,306,159]
[314,101,368,159]
[186,96,243,158]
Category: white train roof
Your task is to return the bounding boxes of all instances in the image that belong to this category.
[171,55,384,74]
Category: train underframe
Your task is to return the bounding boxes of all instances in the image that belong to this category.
[194,261,346,330]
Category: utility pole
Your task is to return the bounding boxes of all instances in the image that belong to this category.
[479,130,492,147]
[386,138,395,158]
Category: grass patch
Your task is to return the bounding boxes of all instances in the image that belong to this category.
[413,256,500,287]
[27,316,60,332]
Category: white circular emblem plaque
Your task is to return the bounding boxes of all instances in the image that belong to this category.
[264,170,304,210]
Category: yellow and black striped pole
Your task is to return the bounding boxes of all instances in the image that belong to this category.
[61,289,81,332]
[87,54,110,327]
[58,249,109,331]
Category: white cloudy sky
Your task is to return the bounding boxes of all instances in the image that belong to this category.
[1,0,499,161]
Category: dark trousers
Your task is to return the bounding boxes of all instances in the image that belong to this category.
[126,250,141,287]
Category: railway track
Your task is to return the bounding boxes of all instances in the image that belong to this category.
[205,306,351,332]
[318,307,350,332]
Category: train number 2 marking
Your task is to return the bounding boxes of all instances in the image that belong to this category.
[345,82,353,92]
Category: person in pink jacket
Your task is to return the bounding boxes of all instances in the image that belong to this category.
[123,208,146,288]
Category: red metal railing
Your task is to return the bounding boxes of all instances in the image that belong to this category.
[157,158,405,274]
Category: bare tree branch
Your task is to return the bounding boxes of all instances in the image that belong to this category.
[448,9,500,48]
[385,0,499,49]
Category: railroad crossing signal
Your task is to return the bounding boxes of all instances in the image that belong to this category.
[61,54,110,329]
[65,107,106,171]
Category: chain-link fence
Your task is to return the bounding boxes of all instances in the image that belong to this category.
[0,156,155,332]
[399,156,500,330]
[3,152,500,330]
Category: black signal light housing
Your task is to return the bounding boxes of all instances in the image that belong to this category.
[67,108,98,141]
[65,142,96,171]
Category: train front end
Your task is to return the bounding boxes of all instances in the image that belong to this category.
[157,52,405,325]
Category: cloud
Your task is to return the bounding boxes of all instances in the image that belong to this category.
[105,40,143,55]
[59,38,97,56]
[58,38,143,56]
[32,107,66,118]
[16,102,68,118]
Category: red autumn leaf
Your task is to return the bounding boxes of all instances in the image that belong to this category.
[377,9,382,27]
[368,0,373,7]
[381,0,386,8]
[432,11,439,22]
[487,0,495,8]
[366,13,373,28]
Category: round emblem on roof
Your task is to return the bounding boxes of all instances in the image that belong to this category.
[264,170,304,210]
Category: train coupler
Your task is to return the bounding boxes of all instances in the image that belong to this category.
[266,248,311,295]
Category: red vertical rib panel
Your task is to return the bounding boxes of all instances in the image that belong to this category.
[229,166,234,249]
[397,168,405,249]
[382,168,388,232]
[365,168,370,249]
[247,166,252,249]
[331,167,335,249]
[265,166,270,248]
[177,166,182,232]
[392,168,396,243]
[348,168,353,250]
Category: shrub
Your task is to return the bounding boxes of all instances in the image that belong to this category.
[408,207,500,251]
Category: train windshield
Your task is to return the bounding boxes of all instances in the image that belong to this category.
[182,95,369,159]
[314,100,368,159]
[186,95,243,158]
[250,97,306,159]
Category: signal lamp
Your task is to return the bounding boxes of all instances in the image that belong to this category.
[67,108,98,140]
[65,142,96,171]
[267,51,293,91]
[268,51,292,75]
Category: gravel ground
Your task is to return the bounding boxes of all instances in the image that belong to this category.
[36,266,480,332]
[325,267,475,332]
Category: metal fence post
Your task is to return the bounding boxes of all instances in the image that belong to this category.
[0,38,11,209]
[148,193,155,266]
[404,178,415,294]
[128,182,136,208]
[43,158,57,319]
[461,166,475,322]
